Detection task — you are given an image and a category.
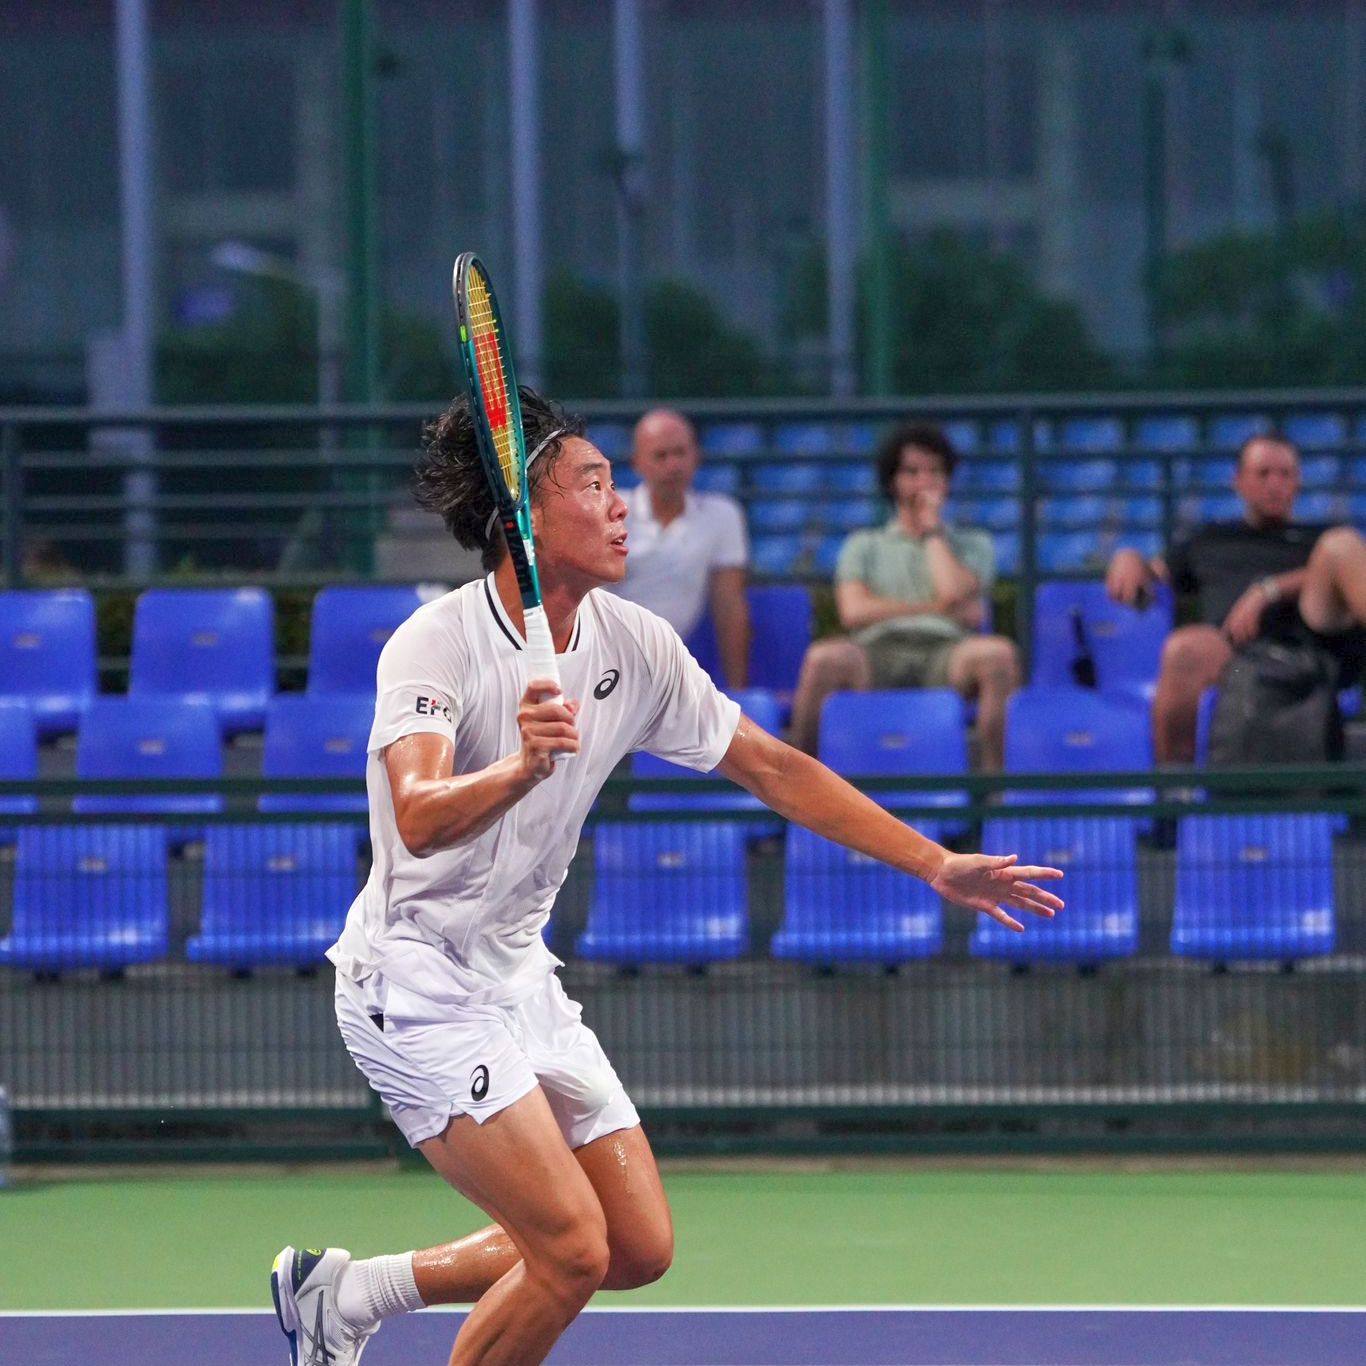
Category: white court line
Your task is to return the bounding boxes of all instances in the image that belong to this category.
[2,1304,1363,1318]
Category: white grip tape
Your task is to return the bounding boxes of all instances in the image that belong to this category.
[522,604,571,763]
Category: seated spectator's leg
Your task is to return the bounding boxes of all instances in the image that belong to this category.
[1300,526,1366,635]
[1152,624,1231,765]
[789,638,872,755]
[945,635,1022,772]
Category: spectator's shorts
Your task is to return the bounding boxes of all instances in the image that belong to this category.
[863,632,960,689]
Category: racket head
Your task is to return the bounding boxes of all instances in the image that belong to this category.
[452,253,529,512]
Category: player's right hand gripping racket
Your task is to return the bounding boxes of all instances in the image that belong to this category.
[452,253,567,752]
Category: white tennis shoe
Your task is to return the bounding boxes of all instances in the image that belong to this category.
[271,1245,379,1366]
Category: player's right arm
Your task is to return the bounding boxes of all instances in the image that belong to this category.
[385,680,578,857]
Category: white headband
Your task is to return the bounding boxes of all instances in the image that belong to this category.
[483,427,569,538]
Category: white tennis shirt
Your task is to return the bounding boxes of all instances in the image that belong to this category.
[327,575,741,1012]
[606,486,749,638]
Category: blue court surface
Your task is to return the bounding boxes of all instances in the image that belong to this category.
[2,1307,1361,1365]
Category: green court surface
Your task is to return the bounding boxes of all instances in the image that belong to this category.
[4,1160,1364,1311]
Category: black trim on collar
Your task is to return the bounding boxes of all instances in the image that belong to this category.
[484,578,523,652]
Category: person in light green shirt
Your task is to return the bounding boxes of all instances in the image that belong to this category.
[789,423,1021,769]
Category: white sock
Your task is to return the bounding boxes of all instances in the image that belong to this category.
[335,1252,425,1329]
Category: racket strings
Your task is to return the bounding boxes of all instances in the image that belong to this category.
[466,267,521,500]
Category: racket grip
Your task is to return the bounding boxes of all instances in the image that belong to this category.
[522,604,572,763]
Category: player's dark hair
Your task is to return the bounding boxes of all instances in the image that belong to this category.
[415,387,587,572]
[1235,431,1298,468]
[875,422,958,499]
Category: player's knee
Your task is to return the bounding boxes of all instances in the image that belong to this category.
[608,1229,674,1289]
[542,1225,611,1302]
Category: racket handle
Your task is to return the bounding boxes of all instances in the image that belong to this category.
[522,604,572,764]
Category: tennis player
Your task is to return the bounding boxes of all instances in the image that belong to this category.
[270,388,1064,1366]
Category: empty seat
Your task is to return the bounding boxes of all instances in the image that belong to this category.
[1003,686,1153,806]
[260,694,372,814]
[0,701,38,821]
[749,463,824,495]
[694,464,739,495]
[1038,495,1109,530]
[1137,414,1198,450]
[577,821,748,964]
[955,458,1020,492]
[1040,459,1119,493]
[1058,416,1124,453]
[939,419,979,454]
[749,498,811,535]
[0,824,169,970]
[826,462,878,495]
[773,821,944,964]
[1208,413,1271,448]
[828,497,882,533]
[0,588,96,738]
[1171,814,1336,961]
[700,422,765,456]
[129,588,273,735]
[819,690,969,819]
[587,422,632,458]
[687,585,813,696]
[1297,455,1342,489]
[952,496,1018,532]
[774,421,838,455]
[308,585,426,696]
[1296,492,1344,523]
[969,814,1139,963]
[749,534,803,578]
[1283,413,1347,449]
[814,535,843,575]
[186,822,361,968]
[1035,531,1105,574]
[1032,580,1173,704]
[994,531,1021,577]
[73,697,223,821]
[1119,495,1164,528]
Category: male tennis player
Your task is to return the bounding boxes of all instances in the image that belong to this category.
[271,389,1064,1366]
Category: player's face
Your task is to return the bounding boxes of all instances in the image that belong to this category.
[532,438,629,586]
[1235,439,1299,524]
[631,414,700,498]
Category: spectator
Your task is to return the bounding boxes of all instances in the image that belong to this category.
[607,408,751,687]
[1105,433,1336,764]
[1298,524,1366,667]
[788,423,1019,769]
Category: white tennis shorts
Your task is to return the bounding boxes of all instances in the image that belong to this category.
[334,969,639,1150]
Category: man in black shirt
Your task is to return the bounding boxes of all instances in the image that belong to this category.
[1105,434,1330,764]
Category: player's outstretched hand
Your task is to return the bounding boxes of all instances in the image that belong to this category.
[517,678,579,780]
[929,853,1064,933]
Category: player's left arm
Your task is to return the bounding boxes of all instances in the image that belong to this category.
[708,565,750,689]
[716,717,1063,931]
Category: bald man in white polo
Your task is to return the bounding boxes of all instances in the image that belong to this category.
[608,408,752,688]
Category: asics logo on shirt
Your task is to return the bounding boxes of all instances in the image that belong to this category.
[471,1065,490,1102]
[594,669,621,700]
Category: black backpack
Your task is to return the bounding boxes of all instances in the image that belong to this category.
[1208,636,1344,766]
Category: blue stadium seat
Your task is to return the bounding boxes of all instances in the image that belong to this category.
[1296,492,1343,524]
[1119,495,1164,528]
[73,697,223,822]
[814,535,843,575]
[1123,530,1163,560]
[1032,580,1173,705]
[578,821,748,964]
[1208,413,1271,449]
[951,496,1018,532]
[687,586,813,696]
[749,534,804,577]
[774,421,838,455]
[129,588,273,735]
[1350,492,1366,530]
[829,497,882,532]
[1179,491,1243,524]
[0,701,38,823]
[1297,455,1342,489]
[0,589,96,738]
[986,420,1021,452]
[1119,460,1164,491]
[260,694,372,814]
[826,461,878,495]
[1036,531,1104,574]
[1002,687,1154,807]
[186,822,361,968]
[1058,416,1124,453]
[588,422,632,459]
[846,421,882,455]
[940,419,979,455]
[1136,415,1198,451]
[1283,413,1347,449]
[819,690,968,821]
[955,458,1020,492]
[1041,459,1119,493]
[969,814,1139,963]
[749,498,811,535]
[749,462,824,495]
[1038,495,1109,530]
[694,463,739,495]
[994,531,1021,577]
[0,824,169,971]
[308,585,426,696]
[700,422,765,456]
[772,822,944,965]
[611,462,641,490]
[1181,456,1238,489]
[1171,814,1336,961]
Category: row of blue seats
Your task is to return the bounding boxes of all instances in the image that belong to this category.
[0,812,1339,972]
[590,411,1366,461]
[0,584,434,739]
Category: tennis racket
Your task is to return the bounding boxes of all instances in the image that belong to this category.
[451,253,563,708]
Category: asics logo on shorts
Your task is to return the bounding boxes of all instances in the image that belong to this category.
[594,669,621,699]
[471,1065,490,1102]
